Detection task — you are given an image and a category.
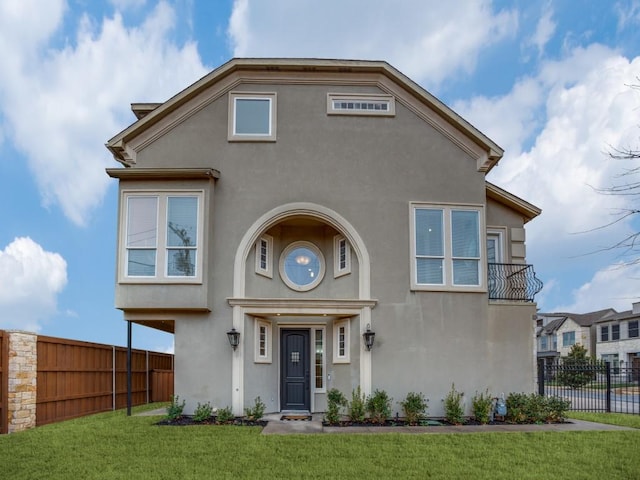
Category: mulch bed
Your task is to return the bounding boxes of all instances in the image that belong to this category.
[322,417,570,427]
[157,416,268,427]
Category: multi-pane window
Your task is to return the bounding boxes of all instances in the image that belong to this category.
[327,93,395,116]
[629,320,639,338]
[540,336,548,351]
[412,204,483,290]
[611,324,620,341]
[228,92,277,141]
[601,325,609,342]
[124,192,201,281]
[255,234,273,278]
[254,319,271,363]
[333,319,350,363]
[602,353,620,374]
[314,329,325,390]
[562,331,575,347]
[333,235,351,277]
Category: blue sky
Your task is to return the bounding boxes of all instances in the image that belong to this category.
[1,0,639,353]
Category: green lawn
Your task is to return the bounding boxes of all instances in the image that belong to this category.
[1,405,638,479]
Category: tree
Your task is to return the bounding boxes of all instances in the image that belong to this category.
[557,344,599,389]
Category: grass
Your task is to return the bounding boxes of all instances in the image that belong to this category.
[0,405,638,479]
[569,411,640,429]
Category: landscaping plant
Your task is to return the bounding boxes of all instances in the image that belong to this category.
[399,391,428,425]
[326,388,347,425]
[471,389,493,424]
[505,393,571,424]
[166,395,185,421]
[193,401,214,422]
[348,386,366,423]
[215,406,234,424]
[557,344,600,389]
[366,389,392,424]
[444,384,465,425]
[244,396,266,421]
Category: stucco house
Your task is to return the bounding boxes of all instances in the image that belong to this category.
[595,302,640,371]
[535,309,614,368]
[106,58,543,417]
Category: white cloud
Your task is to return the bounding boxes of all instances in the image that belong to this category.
[457,45,640,260]
[109,0,148,10]
[0,1,208,226]
[526,4,556,56]
[0,237,67,331]
[615,0,640,30]
[227,0,517,87]
[552,263,640,313]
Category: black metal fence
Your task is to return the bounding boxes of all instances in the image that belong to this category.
[538,362,640,414]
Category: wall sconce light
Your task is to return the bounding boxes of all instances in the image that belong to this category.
[227,328,240,350]
[363,324,375,351]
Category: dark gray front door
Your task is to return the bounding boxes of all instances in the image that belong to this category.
[281,329,310,411]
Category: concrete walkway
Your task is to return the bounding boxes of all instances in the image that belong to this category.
[139,409,636,435]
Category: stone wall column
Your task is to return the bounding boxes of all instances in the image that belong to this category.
[7,331,37,433]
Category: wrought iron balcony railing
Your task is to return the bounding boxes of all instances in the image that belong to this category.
[487,263,543,302]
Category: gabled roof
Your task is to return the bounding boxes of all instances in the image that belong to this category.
[486,182,541,223]
[595,308,639,323]
[538,309,616,328]
[106,58,504,171]
[540,317,566,334]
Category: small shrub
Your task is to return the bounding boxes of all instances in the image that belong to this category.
[505,393,571,424]
[244,396,266,420]
[192,401,214,422]
[348,386,366,423]
[166,395,185,421]
[216,406,234,424]
[471,390,493,424]
[444,384,465,425]
[366,389,392,424]
[326,388,347,425]
[399,392,428,425]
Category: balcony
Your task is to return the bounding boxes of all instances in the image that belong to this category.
[488,263,543,302]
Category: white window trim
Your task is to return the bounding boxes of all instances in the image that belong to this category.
[279,241,326,292]
[327,93,395,116]
[228,92,277,142]
[120,190,204,284]
[410,202,485,292]
[486,227,506,263]
[255,234,273,278]
[254,318,272,363]
[333,319,350,364]
[333,234,351,278]
[313,327,326,393]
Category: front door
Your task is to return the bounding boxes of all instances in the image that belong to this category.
[280,329,310,411]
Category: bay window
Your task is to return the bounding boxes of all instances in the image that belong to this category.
[411,203,484,290]
[122,191,203,282]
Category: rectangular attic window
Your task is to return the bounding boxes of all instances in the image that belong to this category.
[327,93,395,116]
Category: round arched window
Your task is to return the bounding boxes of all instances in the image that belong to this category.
[279,241,325,291]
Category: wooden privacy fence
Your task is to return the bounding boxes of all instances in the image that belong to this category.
[36,336,174,426]
[0,330,173,433]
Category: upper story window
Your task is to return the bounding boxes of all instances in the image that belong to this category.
[279,241,325,292]
[228,92,277,141]
[611,324,620,341]
[255,234,273,278]
[562,331,575,347]
[410,203,484,291]
[629,320,639,338]
[601,325,609,342]
[333,234,351,278]
[122,191,203,283]
[327,93,395,116]
[333,319,350,364]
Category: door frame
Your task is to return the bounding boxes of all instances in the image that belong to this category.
[279,328,311,411]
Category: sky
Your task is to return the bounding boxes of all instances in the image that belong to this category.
[1,0,640,354]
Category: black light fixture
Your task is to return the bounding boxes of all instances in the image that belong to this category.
[227,328,240,350]
[363,324,375,351]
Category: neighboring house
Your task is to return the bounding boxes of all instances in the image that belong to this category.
[105,58,543,416]
[535,309,614,368]
[595,302,640,372]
